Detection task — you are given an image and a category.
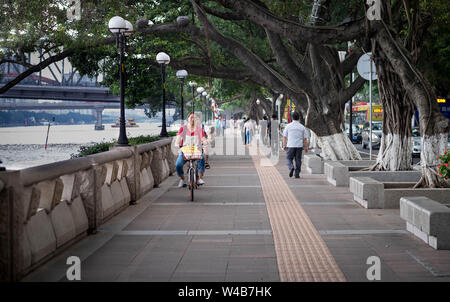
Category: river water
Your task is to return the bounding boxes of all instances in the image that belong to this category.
[0,122,167,170]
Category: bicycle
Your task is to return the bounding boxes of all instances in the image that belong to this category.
[181,145,203,201]
[186,158,199,201]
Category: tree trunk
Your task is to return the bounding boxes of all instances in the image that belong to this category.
[302,98,361,160]
[308,130,320,150]
[376,26,449,187]
[371,53,414,171]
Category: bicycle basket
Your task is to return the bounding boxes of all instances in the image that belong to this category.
[181,145,203,160]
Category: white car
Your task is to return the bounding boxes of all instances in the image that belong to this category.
[447,132,450,151]
[361,122,382,149]
[412,128,421,157]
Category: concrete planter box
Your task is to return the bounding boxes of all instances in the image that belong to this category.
[324,160,376,186]
[304,153,323,174]
[400,196,450,249]
[349,171,449,209]
[384,188,450,209]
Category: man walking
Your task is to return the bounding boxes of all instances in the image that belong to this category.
[282,111,308,178]
[260,115,268,145]
[267,114,277,147]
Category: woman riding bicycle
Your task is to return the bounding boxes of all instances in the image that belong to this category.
[174,112,208,188]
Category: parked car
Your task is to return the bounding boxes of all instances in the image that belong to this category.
[345,123,362,144]
[361,122,382,149]
[446,131,450,152]
[412,127,421,157]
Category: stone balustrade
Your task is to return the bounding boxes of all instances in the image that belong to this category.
[0,138,176,281]
[135,139,176,197]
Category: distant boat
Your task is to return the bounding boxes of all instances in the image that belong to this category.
[111,117,139,128]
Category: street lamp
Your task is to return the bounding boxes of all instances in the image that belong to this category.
[208,97,212,123]
[156,52,170,137]
[338,51,346,63]
[202,91,207,123]
[197,86,205,95]
[276,95,282,122]
[108,16,133,146]
[188,81,197,115]
[338,49,354,141]
[210,98,215,122]
[176,69,188,123]
[196,86,205,120]
[206,94,210,123]
[347,41,355,143]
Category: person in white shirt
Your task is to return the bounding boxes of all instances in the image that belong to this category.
[244,118,255,145]
[282,111,309,178]
[260,116,268,145]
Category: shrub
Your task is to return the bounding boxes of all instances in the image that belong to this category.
[70,141,115,158]
[437,151,449,180]
[70,131,177,158]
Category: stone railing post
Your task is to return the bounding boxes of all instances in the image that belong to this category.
[0,170,24,281]
[109,146,138,203]
[150,147,163,187]
[89,164,104,233]
[166,142,177,175]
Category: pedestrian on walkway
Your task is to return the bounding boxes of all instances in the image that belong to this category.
[267,113,277,147]
[221,117,226,135]
[202,122,211,169]
[240,117,246,144]
[244,118,254,145]
[260,115,268,145]
[216,117,222,136]
[282,111,308,178]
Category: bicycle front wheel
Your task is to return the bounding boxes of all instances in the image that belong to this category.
[189,167,195,201]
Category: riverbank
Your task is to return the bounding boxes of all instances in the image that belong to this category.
[0,122,164,169]
[0,144,85,170]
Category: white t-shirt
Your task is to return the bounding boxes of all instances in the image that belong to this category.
[244,121,254,131]
[282,121,308,148]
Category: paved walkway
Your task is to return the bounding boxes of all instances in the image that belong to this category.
[23,130,450,282]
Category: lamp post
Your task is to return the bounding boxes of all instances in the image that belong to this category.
[206,94,210,123]
[196,86,205,119]
[108,16,133,146]
[207,98,211,124]
[276,96,281,122]
[210,98,215,122]
[348,41,355,143]
[176,69,188,124]
[188,81,197,115]
[256,99,261,122]
[202,91,207,123]
[156,52,170,137]
[339,50,353,141]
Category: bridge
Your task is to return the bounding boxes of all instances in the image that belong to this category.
[0,100,119,110]
[0,84,120,103]
[0,100,150,130]
[0,54,130,130]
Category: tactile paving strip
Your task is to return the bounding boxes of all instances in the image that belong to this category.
[252,155,346,282]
